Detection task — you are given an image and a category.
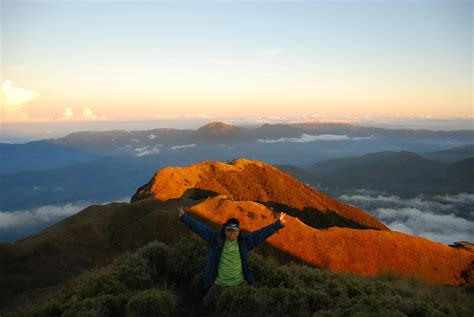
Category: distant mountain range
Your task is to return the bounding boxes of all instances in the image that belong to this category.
[2,121,473,175]
[276,147,474,198]
[0,122,472,212]
[422,144,474,162]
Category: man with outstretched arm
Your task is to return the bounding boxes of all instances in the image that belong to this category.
[178,206,286,308]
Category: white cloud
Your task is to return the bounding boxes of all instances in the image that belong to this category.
[388,222,414,235]
[353,136,374,140]
[63,107,75,120]
[0,80,39,107]
[134,145,161,156]
[339,192,474,244]
[377,207,473,244]
[0,198,129,230]
[434,193,474,204]
[80,107,106,120]
[0,204,79,229]
[82,107,94,118]
[60,106,107,121]
[249,115,361,125]
[339,192,470,214]
[170,144,197,150]
[148,134,157,140]
[257,134,373,143]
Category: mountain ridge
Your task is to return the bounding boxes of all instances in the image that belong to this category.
[304,151,473,197]
[423,144,474,162]
[131,159,388,231]
[2,122,473,176]
[1,159,473,312]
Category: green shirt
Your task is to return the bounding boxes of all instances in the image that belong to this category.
[215,239,244,286]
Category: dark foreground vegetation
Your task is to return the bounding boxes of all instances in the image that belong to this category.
[8,237,474,317]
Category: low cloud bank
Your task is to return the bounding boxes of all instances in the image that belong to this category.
[170,144,197,150]
[339,191,474,244]
[258,134,373,143]
[0,198,129,230]
[135,145,162,156]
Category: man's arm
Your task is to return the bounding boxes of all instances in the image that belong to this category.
[178,207,215,243]
[244,212,286,250]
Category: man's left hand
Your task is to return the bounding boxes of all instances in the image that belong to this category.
[279,212,286,224]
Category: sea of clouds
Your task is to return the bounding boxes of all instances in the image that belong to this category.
[2,190,472,245]
[0,197,129,242]
[339,190,474,245]
[258,134,373,143]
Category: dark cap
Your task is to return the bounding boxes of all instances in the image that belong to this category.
[224,218,240,231]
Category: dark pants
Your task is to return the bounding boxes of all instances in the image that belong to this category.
[202,282,247,308]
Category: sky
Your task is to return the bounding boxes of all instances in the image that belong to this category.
[0,0,472,123]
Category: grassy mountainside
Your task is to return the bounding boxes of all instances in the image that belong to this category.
[1,159,473,315]
[0,198,198,311]
[8,237,473,316]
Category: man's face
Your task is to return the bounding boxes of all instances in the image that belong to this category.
[225,228,239,240]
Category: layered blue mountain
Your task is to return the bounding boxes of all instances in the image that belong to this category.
[422,144,474,163]
[300,151,473,197]
[0,141,103,174]
[2,122,473,176]
[1,122,472,212]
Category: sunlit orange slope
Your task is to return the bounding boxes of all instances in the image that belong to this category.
[189,196,473,286]
[132,159,388,230]
[132,159,473,285]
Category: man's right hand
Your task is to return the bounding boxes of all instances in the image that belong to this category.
[178,206,185,218]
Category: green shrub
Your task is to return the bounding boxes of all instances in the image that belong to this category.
[265,287,311,316]
[217,286,332,316]
[249,253,282,286]
[115,254,154,290]
[74,271,127,299]
[61,294,127,317]
[303,289,331,312]
[313,311,339,317]
[29,298,63,317]
[126,288,176,317]
[167,236,207,281]
[19,238,474,317]
[137,240,170,279]
[216,286,272,316]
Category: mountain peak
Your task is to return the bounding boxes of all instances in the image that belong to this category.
[130,159,474,285]
[196,122,239,136]
[132,159,388,231]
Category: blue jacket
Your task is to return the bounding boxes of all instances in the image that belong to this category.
[180,213,284,287]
